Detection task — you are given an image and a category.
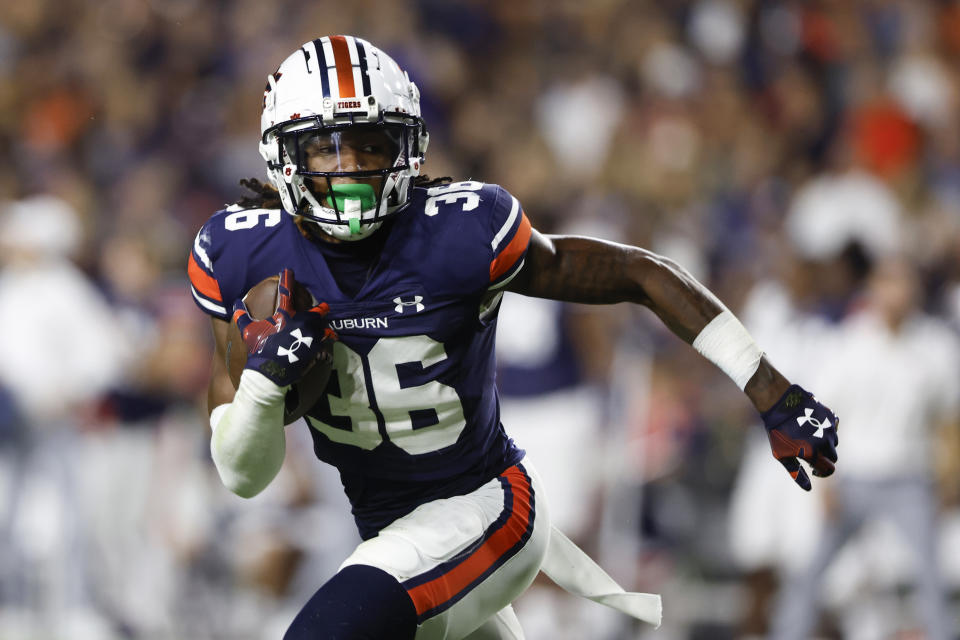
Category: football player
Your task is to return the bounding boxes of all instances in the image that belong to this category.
[188,36,839,640]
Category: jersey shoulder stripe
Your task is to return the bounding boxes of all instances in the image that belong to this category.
[489,212,531,284]
[487,189,532,287]
[188,225,227,317]
[187,206,252,320]
[490,193,520,252]
[188,251,221,301]
[188,255,227,317]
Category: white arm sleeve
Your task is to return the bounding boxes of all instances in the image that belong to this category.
[209,370,287,498]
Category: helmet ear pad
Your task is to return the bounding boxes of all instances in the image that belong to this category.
[259,133,301,216]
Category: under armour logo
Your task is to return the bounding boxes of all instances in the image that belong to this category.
[797,407,832,438]
[394,296,424,313]
[277,328,313,363]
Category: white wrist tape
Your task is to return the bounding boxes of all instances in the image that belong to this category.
[210,370,287,498]
[692,309,763,391]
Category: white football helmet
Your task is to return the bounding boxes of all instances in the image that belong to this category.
[260,36,429,240]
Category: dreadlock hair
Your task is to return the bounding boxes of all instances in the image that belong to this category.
[234,175,454,211]
[412,175,453,188]
[236,178,282,209]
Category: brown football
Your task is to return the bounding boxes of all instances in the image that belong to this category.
[225,275,334,425]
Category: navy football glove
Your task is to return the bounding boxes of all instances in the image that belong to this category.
[761,384,839,491]
[233,269,333,388]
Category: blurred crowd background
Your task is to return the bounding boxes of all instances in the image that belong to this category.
[2,0,960,638]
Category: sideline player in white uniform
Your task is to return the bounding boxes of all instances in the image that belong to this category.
[188,36,840,639]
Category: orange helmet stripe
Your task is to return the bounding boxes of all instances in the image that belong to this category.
[330,35,356,98]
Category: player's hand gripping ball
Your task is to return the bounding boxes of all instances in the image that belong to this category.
[226,269,336,424]
[761,384,839,491]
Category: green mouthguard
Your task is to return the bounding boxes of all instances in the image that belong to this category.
[325,184,377,235]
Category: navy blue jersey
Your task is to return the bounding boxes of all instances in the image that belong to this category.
[189,182,531,538]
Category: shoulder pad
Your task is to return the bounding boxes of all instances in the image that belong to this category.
[408,181,532,292]
[188,211,229,318]
[187,207,288,319]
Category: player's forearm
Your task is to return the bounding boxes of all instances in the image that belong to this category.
[626,247,726,341]
[516,233,787,409]
[210,370,287,498]
[627,248,791,410]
